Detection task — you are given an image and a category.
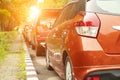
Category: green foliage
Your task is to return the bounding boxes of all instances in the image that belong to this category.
[0,0,35,31]
[0,46,7,64]
[17,43,26,80]
[0,31,26,79]
[17,71,26,80]
[0,31,18,64]
[0,0,71,31]
[0,8,11,31]
[19,51,26,70]
[0,8,11,17]
[40,0,71,8]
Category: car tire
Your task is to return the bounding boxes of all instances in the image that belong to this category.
[36,45,45,56]
[65,57,74,80]
[46,48,53,70]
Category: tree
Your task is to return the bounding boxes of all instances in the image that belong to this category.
[0,0,36,31]
[0,9,11,31]
[0,0,71,31]
[41,0,71,8]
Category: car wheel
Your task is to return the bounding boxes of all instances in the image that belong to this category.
[46,48,53,70]
[36,45,45,56]
[65,57,74,80]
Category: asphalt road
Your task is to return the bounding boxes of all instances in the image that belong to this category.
[28,47,63,80]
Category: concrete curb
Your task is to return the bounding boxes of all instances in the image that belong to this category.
[24,43,39,80]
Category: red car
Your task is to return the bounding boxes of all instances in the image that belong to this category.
[23,25,32,44]
[46,0,120,80]
[30,9,61,56]
[35,19,54,56]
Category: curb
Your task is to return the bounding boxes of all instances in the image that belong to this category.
[24,43,39,80]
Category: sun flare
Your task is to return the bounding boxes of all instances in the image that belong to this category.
[38,0,44,3]
[29,6,40,19]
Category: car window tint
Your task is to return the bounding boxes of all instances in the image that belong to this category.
[69,1,85,19]
[86,0,120,15]
[54,1,85,27]
[54,4,73,26]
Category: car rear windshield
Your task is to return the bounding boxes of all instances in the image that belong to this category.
[86,0,120,15]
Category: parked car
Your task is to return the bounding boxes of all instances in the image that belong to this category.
[45,0,120,80]
[30,9,61,56]
[22,25,32,44]
[35,18,54,56]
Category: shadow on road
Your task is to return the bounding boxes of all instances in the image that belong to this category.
[27,46,63,80]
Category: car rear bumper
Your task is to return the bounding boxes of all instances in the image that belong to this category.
[73,66,120,80]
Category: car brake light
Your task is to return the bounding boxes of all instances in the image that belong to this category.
[86,76,100,80]
[74,21,99,37]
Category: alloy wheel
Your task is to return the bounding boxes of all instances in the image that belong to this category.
[46,48,53,70]
[66,58,73,80]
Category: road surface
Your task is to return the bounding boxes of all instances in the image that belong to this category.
[28,47,63,80]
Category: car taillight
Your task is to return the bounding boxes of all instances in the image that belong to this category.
[74,21,99,37]
[74,12,100,38]
[86,76,100,80]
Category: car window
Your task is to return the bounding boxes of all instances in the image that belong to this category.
[54,1,85,27]
[54,0,85,26]
[54,4,73,26]
[68,1,85,19]
[86,0,120,15]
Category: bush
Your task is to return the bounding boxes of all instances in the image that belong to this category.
[0,31,18,64]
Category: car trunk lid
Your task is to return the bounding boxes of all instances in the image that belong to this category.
[97,14,120,54]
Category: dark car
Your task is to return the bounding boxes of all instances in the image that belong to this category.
[45,0,120,80]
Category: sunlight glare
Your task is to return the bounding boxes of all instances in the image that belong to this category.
[29,6,40,19]
[38,0,44,3]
